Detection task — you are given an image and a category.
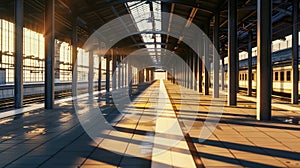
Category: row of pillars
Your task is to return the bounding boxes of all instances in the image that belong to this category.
[14,0,157,110]
[228,0,298,120]
[177,0,299,121]
[12,0,300,121]
[105,52,154,93]
[14,0,56,109]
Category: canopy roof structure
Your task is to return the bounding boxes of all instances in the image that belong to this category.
[0,0,296,58]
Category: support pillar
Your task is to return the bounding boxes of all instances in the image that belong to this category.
[183,61,185,87]
[146,68,150,82]
[151,69,154,81]
[193,53,198,91]
[121,57,125,87]
[98,55,102,91]
[128,65,132,96]
[221,58,225,91]
[213,11,220,98]
[204,25,210,95]
[257,0,272,120]
[112,51,117,90]
[198,34,203,93]
[292,0,299,104]
[54,41,62,81]
[88,50,94,95]
[248,30,253,96]
[125,62,128,87]
[139,69,144,83]
[189,54,193,89]
[105,55,110,93]
[71,17,78,97]
[117,57,121,89]
[228,0,237,105]
[45,0,55,109]
[14,0,24,108]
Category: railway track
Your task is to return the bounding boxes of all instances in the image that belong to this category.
[0,91,72,111]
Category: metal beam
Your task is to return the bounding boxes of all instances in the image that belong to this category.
[213,11,220,98]
[228,0,237,106]
[256,0,272,120]
[79,0,214,15]
[292,0,299,104]
[45,0,55,109]
[14,0,24,109]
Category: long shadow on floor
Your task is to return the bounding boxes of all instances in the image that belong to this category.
[192,138,300,161]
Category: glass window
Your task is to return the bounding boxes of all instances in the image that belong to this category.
[280,71,284,81]
[286,71,291,81]
[275,72,279,81]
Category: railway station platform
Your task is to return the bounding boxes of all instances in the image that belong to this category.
[0,80,300,168]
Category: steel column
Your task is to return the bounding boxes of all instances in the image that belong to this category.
[228,0,237,105]
[213,11,220,98]
[292,0,299,104]
[146,69,150,82]
[45,0,55,109]
[183,57,186,87]
[257,0,272,120]
[14,0,24,108]
[139,69,144,83]
[186,56,189,88]
[106,55,110,93]
[128,65,132,96]
[71,17,78,97]
[117,57,121,89]
[125,63,128,87]
[204,25,210,95]
[221,58,225,90]
[189,54,193,89]
[248,30,253,96]
[112,51,117,90]
[98,55,102,91]
[151,69,154,81]
[121,57,125,87]
[198,34,203,93]
[88,50,94,95]
[193,53,198,91]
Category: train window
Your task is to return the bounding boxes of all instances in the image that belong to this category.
[280,71,284,81]
[245,74,247,81]
[240,74,242,80]
[287,71,291,81]
[275,72,278,81]
[242,74,244,80]
[252,73,254,81]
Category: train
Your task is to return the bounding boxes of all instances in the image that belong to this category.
[237,65,300,94]
[225,47,300,95]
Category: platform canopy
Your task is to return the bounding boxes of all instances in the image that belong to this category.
[0,0,297,58]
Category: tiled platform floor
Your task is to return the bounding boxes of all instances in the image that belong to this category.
[0,80,300,168]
